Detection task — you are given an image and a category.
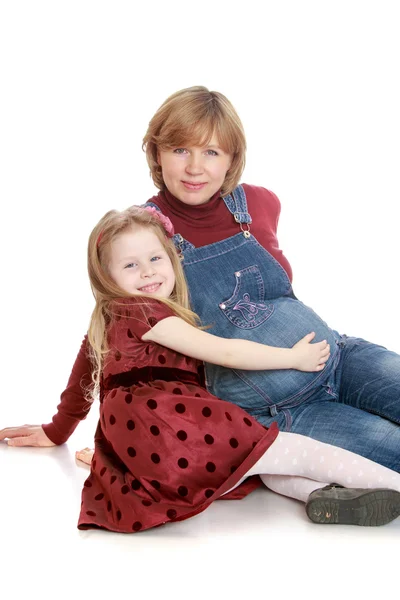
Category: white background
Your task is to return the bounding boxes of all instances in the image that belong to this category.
[0,1,399,598]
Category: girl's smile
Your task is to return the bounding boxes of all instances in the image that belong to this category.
[108,226,176,299]
[138,282,163,293]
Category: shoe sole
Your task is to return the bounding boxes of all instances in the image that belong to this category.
[306,489,400,526]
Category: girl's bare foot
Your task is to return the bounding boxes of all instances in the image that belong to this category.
[75,447,94,466]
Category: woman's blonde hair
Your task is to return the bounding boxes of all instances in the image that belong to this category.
[143,86,246,196]
[87,206,198,399]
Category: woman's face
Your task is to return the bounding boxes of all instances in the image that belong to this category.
[157,135,232,206]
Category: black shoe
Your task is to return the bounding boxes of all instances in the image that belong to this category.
[306,484,400,526]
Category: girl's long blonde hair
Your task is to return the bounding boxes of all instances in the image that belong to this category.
[143,86,247,196]
[87,206,198,399]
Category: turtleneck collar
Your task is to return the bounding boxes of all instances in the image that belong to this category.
[163,188,222,220]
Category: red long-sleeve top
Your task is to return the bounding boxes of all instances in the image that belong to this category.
[42,184,292,444]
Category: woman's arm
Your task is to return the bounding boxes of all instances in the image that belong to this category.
[142,317,330,372]
[0,425,56,447]
[0,336,93,447]
[41,335,93,444]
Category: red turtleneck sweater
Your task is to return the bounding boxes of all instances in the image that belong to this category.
[42,184,292,444]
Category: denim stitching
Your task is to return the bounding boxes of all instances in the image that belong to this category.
[182,234,253,265]
[223,185,252,224]
[232,186,252,223]
[232,295,272,323]
[251,236,293,296]
[275,346,341,407]
[220,303,274,329]
[222,266,264,304]
[284,409,293,431]
[371,410,400,425]
[219,265,274,329]
[231,368,273,404]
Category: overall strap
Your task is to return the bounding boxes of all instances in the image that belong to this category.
[222,184,252,237]
[222,184,252,224]
[144,201,161,210]
[142,201,195,252]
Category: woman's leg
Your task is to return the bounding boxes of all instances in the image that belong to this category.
[291,336,400,471]
[337,337,400,425]
[250,338,400,473]
[287,399,400,472]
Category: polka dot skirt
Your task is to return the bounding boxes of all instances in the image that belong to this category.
[78,298,278,533]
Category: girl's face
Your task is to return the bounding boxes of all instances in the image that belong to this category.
[108,226,176,299]
[157,135,232,206]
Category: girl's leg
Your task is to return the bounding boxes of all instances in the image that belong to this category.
[76,447,94,465]
[223,431,400,499]
[260,474,324,503]
[250,432,400,492]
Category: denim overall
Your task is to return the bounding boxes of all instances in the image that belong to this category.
[146,186,400,472]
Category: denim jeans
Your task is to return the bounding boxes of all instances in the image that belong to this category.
[253,336,400,472]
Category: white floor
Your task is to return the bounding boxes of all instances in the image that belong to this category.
[2,407,399,600]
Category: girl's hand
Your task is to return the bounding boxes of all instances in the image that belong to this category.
[0,425,56,447]
[291,332,330,372]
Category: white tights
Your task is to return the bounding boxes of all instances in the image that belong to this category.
[225,432,400,502]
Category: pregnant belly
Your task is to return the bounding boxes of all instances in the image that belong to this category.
[257,297,338,348]
[204,297,340,409]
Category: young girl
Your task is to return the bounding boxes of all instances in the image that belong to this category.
[71,205,400,533]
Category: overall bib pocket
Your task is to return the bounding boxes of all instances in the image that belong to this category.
[219,265,274,329]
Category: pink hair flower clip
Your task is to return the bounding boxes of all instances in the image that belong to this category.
[144,206,175,238]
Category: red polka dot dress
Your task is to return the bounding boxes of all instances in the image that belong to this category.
[78,298,278,533]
